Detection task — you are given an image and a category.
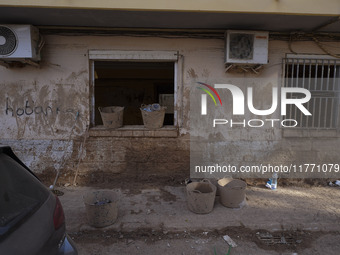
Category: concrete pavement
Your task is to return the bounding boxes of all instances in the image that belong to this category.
[58,185,340,234]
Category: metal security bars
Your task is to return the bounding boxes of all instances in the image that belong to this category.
[283,56,340,129]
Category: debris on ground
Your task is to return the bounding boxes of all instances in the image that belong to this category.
[51,189,64,196]
[93,199,111,205]
[329,180,340,187]
[223,235,237,247]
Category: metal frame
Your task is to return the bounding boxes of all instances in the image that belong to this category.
[283,54,340,130]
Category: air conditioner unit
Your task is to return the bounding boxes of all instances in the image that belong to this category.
[0,24,41,61]
[225,30,269,65]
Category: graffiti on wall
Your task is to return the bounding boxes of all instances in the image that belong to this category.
[5,97,79,117]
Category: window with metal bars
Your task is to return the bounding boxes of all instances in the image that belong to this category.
[283,56,340,129]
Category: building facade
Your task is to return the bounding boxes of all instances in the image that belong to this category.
[0,1,339,183]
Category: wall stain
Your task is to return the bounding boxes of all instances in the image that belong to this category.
[187,68,198,79]
[202,69,210,78]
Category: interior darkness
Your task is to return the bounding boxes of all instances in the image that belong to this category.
[94,61,174,126]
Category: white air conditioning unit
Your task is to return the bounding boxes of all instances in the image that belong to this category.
[225,30,269,65]
[0,24,41,61]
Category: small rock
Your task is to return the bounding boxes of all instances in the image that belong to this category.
[126,239,134,245]
[167,242,171,247]
[258,232,273,239]
[280,236,287,244]
[64,183,71,187]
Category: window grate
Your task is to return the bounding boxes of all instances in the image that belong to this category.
[283,57,340,129]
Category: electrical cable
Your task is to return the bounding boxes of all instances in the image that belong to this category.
[312,36,340,58]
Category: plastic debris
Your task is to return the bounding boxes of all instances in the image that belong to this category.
[223,235,237,248]
[93,199,111,206]
[271,173,278,189]
[152,103,161,111]
[141,103,162,112]
[329,180,340,187]
[266,173,278,189]
[214,244,232,255]
[142,105,152,112]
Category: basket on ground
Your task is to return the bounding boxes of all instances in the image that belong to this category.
[186,179,216,214]
[217,178,247,208]
[83,190,119,228]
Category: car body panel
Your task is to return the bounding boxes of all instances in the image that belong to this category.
[0,146,77,255]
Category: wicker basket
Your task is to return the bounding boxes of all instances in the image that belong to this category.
[99,106,124,129]
[140,106,166,129]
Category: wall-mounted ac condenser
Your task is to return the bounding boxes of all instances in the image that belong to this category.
[225,30,269,65]
[0,24,41,61]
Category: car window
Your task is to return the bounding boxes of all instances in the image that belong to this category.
[0,153,49,239]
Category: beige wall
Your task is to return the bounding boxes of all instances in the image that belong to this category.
[0,34,339,182]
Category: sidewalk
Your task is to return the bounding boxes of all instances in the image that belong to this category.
[58,184,340,254]
[59,185,339,233]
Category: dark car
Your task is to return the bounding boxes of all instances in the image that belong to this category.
[0,146,77,255]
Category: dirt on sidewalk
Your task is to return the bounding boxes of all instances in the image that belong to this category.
[70,226,340,255]
[53,177,340,255]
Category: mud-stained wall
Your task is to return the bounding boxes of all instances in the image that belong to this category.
[0,35,339,183]
[0,38,89,140]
